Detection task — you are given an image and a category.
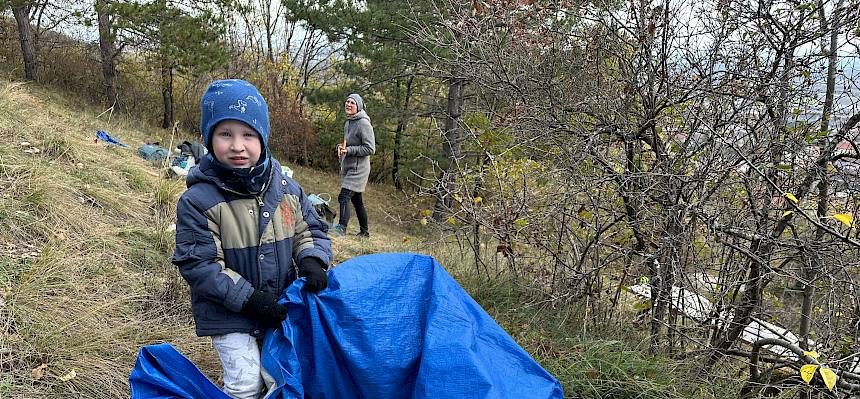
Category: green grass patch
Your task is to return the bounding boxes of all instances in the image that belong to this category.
[119,166,151,192]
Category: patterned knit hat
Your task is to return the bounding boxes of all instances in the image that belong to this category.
[200,79,270,155]
[347,93,364,112]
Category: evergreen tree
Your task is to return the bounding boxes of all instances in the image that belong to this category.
[282,0,437,189]
[110,0,233,128]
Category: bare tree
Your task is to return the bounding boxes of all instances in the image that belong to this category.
[96,0,119,107]
[9,0,37,80]
[410,0,860,392]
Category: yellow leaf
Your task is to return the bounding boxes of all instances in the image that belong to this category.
[803,351,819,360]
[782,211,793,217]
[59,368,76,382]
[819,367,837,391]
[421,209,432,217]
[474,197,483,204]
[785,192,799,203]
[419,217,428,226]
[800,364,818,384]
[447,217,457,225]
[833,213,854,227]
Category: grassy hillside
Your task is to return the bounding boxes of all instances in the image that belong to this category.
[0,78,732,398]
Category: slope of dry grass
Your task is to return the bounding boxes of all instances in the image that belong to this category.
[0,77,431,398]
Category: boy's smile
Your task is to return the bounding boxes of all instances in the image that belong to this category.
[211,120,262,168]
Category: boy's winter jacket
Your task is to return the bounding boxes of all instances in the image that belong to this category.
[172,156,331,337]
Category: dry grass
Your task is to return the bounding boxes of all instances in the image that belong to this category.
[0,78,218,398]
[281,165,430,264]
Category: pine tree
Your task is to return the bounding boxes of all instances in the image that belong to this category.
[110,0,233,128]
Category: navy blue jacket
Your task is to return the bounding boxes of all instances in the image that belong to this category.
[172,157,331,336]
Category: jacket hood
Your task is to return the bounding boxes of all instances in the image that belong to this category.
[347,109,370,123]
[187,156,280,193]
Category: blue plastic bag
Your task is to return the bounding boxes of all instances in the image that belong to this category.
[138,144,169,161]
[96,130,129,148]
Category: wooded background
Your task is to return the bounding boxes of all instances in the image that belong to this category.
[3,0,860,396]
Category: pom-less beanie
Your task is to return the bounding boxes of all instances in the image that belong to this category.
[200,79,270,155]
[347,93,364,112]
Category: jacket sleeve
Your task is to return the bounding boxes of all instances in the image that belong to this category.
[172,194,254,312]
[347,120,376,157]
[288,182,333,267]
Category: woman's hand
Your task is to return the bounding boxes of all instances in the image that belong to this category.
[337,144,347,158]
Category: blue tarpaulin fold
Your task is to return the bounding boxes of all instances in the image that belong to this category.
[96,130,129,148]
[130,253,564,399]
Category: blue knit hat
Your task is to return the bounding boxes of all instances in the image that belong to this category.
[347,93,364,112]
[200,79,270,155]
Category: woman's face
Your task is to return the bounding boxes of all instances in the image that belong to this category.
[345,98,358,116]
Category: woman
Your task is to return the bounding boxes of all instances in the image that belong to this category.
[334,93,375,237]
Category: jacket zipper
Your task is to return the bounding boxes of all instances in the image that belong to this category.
[255,195,264,289]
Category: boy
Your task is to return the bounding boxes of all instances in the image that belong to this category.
[172,79,331,399]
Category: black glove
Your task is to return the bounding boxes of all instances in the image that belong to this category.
[299,257,328,293]
[241,290,286,327]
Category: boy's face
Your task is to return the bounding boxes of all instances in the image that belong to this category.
[345,98,358,116]
[211,120,262,168]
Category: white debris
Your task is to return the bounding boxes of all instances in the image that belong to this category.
[629,283,810,357]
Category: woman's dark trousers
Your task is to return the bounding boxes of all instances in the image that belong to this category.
[337,188,368,234]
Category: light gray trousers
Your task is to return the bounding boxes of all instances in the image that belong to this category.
[211,332,275,399]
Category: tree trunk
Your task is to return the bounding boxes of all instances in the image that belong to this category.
[392,75,414,191]
[161,54,174,129]
[432,77,465,220]
[12,4,37,81]
[96,0,119,106]
[263,0,275,64]
[800,0,843,350]
[704,53,794,366]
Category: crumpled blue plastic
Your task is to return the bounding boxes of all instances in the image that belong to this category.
[96,130,129,148]
[130,253,564,399]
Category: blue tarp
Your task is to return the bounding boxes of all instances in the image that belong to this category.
[96,130,129,148]
[130,253,564,399]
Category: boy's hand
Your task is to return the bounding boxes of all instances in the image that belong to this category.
[299,258,328,293]
[242,290,287,327]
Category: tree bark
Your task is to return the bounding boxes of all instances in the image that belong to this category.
[12,4,37,81]
[392,75,414,191]
[160,53,174,129]
[96,0,119,106]
[433,77,465,220]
